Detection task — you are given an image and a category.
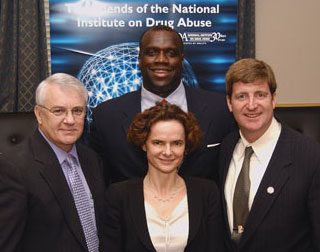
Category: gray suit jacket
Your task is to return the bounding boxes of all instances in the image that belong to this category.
[219,123,320,252]
[0,130,106,252]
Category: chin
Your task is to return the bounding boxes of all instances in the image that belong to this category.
[61,137,78,145]
[162,165,180,173]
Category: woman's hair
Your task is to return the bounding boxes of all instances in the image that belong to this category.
[128,102,203,153]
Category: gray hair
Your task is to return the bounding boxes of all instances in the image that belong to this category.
[35,73,88,105]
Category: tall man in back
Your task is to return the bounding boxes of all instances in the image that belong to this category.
[90,25,234,183]
[0,73,105,251]
[219,58,320,251]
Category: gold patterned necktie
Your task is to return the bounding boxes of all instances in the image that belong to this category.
[231,146,254,244]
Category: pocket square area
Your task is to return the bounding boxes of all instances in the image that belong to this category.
[207,143,221,148]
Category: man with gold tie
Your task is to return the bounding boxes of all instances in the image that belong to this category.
[219,58,320,251]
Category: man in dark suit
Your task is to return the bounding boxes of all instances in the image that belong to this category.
[219,58,320,251]
[90,25,234,184]
[0,73,105,252]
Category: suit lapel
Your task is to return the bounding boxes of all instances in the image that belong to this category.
[128,178,204,250]
[182,86,211,174]
[77,145,102,232]
[220,132,240,231]
[32,131,88,251]
[129,179,156,251]
[239,126,291,248]
[185,178,203,245]
[185,86,209,131]
[121,90,141,135]
[220,132,240,251]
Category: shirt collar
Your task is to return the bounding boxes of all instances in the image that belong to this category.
[38,128,79,165]
[238,117,281,162]
[141,81,187,112]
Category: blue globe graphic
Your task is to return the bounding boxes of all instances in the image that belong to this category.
[78,42,199,123]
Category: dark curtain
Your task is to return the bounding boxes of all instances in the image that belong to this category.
[236,0,255,59]
[0,0,49,112]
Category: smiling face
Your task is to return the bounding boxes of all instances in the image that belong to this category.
[34,83,86,152]
[227,80,277,143]
[143,120,186,175]
[139,30,184,98]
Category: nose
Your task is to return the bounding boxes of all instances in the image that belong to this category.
[247,96,258,110]
[163,144,172,156]
[63,110,75,124]
[155,51,168,63]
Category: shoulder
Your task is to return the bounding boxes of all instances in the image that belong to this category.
[107,178,142,196]
[184,177,219,194]
[185,86,233,125]
[76,143,99,158]
[76,143,105,176]
[281,124,320,155]
[220,130,240,148]
[185,86,226,103]
[93,90,140,114]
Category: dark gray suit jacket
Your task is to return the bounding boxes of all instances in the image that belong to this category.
[0,130,106,252]
[219,123,320,252]
[102,177,227,251]
[90,86,235,184]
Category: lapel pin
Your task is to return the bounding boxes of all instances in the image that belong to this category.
[267,186,274,194]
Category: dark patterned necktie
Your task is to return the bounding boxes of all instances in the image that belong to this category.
[231,146,254,244]
[65,154,99,252]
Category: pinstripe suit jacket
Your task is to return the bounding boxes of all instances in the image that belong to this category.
[219,123,320,252]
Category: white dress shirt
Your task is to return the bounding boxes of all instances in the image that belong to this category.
[224,117,281,232]
[141,82,188,112]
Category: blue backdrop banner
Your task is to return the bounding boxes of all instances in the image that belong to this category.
[49,0,237,120]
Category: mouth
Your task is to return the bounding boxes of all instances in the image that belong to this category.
[159,158,175,163]
[61,129,77,133]
[150,68,172,77]
[245,113,261,118]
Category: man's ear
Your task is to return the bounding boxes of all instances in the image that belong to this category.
[138,54,142,69]
[34,105,42,125]
[181,53,184,69]
[226,95,233,112]
[272,92,277,109]
[142,144,146,152]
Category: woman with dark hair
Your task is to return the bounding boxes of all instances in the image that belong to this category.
[102,102,226,252]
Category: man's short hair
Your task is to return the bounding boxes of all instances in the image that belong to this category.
[225,58,277,97]
[36,73,88,105]
[139,25,184,55]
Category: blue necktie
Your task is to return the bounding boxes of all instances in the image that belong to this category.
[65,154,99,252]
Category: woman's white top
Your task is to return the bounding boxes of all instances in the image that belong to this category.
[144,196,189,252]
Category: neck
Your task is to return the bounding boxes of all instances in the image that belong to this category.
[144,171,181,196]
[241,118,274,143]
[142,81,180,98]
